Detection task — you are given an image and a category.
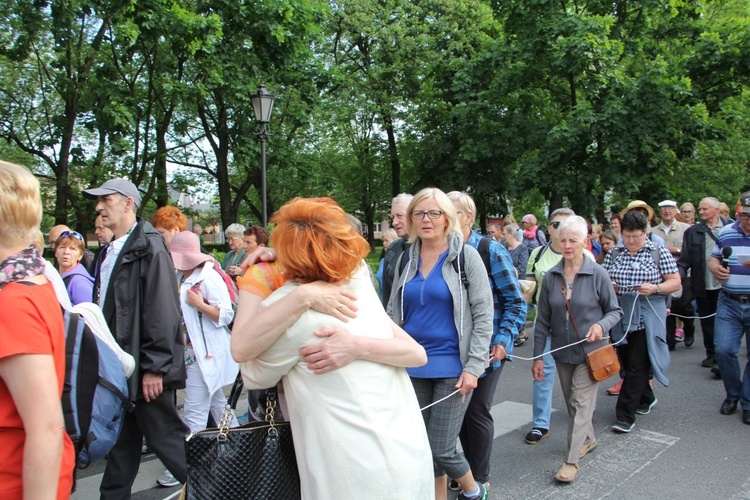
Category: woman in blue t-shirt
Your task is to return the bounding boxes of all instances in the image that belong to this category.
[387,187,494,500]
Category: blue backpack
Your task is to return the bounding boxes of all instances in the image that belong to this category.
[62,310,134,467]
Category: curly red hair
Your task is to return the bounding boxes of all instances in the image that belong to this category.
[151,205,187,231]
[271,198,369,283]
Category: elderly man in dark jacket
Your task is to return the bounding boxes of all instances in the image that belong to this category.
[677,197,734,370]
[84,179,188,498]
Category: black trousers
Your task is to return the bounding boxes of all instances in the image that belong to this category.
[666,300,696,348]
[458,364,503,484]
[616,330,655,425]
[696,289,719,358]
[100,389,189,500]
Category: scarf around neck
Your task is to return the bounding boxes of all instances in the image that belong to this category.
[0,246,47,284]
[523,225,539,240]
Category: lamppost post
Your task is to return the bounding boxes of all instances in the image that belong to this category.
[250,84,276,227]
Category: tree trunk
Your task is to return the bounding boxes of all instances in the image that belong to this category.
[382,111,401,197]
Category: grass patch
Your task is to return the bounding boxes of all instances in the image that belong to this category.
[366,246,383,273]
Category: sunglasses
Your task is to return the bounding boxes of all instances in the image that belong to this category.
[551,221,561,229]
[58,230,85,242]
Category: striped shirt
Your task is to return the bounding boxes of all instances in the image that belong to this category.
[710,221,750,294]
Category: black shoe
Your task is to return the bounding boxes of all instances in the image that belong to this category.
[525,427,549,444]
[743,410,750,425]
[514,332,528,347]
[612,420,634,433]
[684,333,694,348]
[720,398,738,415]
[702,356,715,368]
[668,344,675,352]
[711,364,722,379]
[636,398,658,415]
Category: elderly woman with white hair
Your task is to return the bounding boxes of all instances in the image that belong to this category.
[222,223,246,278]
[532,216,622,483]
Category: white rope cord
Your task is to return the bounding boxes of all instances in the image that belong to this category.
[419,291,684,408]
[511,291,674,361]
[420,389,462,411]
[668,312,716,320]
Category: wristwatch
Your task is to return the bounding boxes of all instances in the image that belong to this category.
[656,284,662,294]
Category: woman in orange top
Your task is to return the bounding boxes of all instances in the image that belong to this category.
[0,161,75,499]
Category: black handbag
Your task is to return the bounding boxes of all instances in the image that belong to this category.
[184,373,301,499]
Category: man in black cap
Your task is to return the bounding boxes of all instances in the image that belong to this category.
[707,192,750,425]
[83,179,188,496]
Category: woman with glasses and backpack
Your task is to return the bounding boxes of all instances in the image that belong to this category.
[387,187,493,500]
[54,230,94,305]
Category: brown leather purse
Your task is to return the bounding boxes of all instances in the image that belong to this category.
[560,277,620,382]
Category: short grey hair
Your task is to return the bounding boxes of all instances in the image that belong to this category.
[701,197,720,208]
[558,215,588,240]
[550,208,575,220]
[391,193,414,207]
[224,223,245,238]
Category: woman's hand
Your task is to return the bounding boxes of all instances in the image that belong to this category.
[585,323,604,342]
[299,326,361,374]
[299,281,358,322]
[239,247,276,272]
[455,371,478,395]
[532,360,545,381]
[186,287,205,309]
[227,265,243,276]
[490,344,507,363]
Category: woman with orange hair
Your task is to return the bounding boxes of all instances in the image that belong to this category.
[240,197,433,498]
[151,205,187,247]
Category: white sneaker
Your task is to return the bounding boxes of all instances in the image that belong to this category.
[157,469,180,487]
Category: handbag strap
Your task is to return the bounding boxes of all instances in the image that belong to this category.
[560,276,584,342]
[227,371,244,410]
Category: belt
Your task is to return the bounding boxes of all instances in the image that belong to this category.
[722,291,750,303]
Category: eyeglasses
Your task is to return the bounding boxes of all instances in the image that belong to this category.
[58,231,84,242]
[622,232,646,241]
[739,213,750,220]
[411,210,444,220]
[551,221,561,229]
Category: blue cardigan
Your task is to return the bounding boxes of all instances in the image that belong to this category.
[610,293,671,387]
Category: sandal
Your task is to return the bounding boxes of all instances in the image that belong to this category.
[514,331,528,347]
[579,439,598,459]
[554,462,579,483]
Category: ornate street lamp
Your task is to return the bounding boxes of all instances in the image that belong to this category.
[250,84,276,227]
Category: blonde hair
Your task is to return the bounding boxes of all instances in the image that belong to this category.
[446,191,477,225]
[0,161,42,247]
[405,187,460,245]
[32,230,45,253]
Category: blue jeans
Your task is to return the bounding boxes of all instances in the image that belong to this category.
[532,336,556,429]
[714,294,750,410]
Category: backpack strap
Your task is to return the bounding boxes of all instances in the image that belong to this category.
[451,244,471,289]
[536,227,545,245]
[530,243,550,275]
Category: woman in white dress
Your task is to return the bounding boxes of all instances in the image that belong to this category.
[240,197,434,499]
